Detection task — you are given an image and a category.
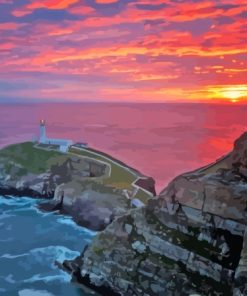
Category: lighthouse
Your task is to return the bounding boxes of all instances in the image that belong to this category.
[37,120,73,152]
[39,119,46,143]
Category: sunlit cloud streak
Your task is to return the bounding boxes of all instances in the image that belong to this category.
[0,0,246,103]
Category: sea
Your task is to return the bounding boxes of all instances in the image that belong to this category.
[1,102,247,192]
[0,102,247,295]
[0,197,97,296]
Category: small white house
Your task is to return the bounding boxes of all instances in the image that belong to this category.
[46,138,74,152]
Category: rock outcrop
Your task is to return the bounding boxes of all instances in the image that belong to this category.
[65,133,247,295]
[0,142,155,231]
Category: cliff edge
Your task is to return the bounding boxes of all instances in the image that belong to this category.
[0,142,155,231]
[65,133,247,295]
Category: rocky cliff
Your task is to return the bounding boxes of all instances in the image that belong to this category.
[0,142,155,230]
[64,133,247,295]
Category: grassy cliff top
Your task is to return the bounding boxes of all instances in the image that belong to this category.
[0,142,64,174]
[69,146,137,188]
[0,142,153,203]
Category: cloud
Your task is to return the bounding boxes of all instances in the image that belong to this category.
[68,4,95,15]
[12,0,80,17]
[0,22,24,30]
[28,0,80,9]
[0,42,15,51]
[0,0,246,102]
[0,0,12,3]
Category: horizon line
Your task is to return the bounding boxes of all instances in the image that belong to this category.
[1,100,247,105]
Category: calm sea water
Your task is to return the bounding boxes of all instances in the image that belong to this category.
[1,102,247,192]
[0,196,97,296]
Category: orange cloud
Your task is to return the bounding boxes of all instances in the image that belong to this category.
[2,0,247,103]
[12,0,80,16]
[27,0,80,10]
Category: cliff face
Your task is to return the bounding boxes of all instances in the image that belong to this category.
[0,142,155,230]
[0,142,107,197]
[67,133,247,295]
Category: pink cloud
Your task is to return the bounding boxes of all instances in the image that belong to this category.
[0,22,24,30]
[12,0,81,17]
[1,0,247,103]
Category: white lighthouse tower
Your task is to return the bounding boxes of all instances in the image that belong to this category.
[39,119,46,144]
[37,119,73,152]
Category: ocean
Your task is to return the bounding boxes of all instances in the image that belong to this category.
[0,102,247,192]
[0,196,97,296]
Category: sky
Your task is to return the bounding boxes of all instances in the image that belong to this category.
[0,0,247,103]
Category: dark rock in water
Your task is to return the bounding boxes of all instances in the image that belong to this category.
[67,132,247,295]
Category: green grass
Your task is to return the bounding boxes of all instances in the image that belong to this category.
[69,147,137,189]
[0,142,63,174]
[0,143,152,203]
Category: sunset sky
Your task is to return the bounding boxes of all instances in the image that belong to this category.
[0,0,246,103]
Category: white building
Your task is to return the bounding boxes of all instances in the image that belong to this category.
[39,120,73,152]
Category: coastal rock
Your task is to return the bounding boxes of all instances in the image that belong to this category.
[0,142,155,231]
[69,132,247,295]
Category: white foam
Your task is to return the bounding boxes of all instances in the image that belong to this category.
[1,253,28,259]
[19,289,55,296]
[23,273,70,284]
[0,196,37,207]
[56,217,97,236]
[29,245,80,263]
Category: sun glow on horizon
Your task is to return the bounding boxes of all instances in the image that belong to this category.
[205,85,247,103]
[221,86,247,103]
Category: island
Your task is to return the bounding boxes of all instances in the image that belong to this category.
[0,128,246,296]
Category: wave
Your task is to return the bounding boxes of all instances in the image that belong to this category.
[18,289,55,296]
[1,245,80,264]
[23,273,71,284]
[0,212,15,220]
[0,196,40,207]
[1,253,28,259]
[40,211,59,217]
[56,217,97,237]
[1,274,16,284]
[29,245,80,263]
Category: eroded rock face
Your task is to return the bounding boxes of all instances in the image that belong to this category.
[46,184,131,230]
[67,204,242,295]
[68,133,247,295]
[0,144,132,230]
[235,228,247,295]
[0,153,107,197]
